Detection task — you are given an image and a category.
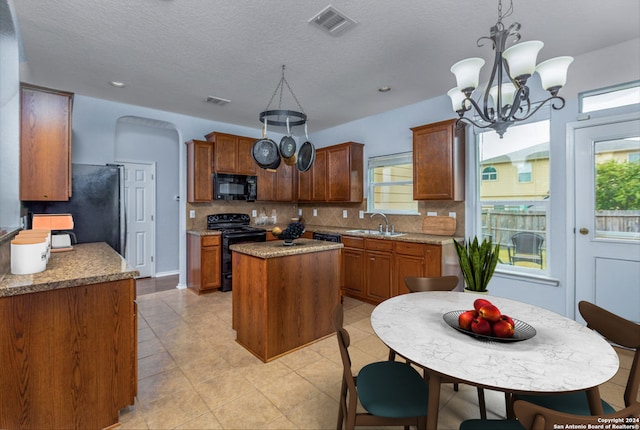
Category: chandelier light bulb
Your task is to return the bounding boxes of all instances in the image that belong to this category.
[489,82,516,109]
[447,87,467,113]
[502,40,544,81]
[536,56,574,95]
[450,58,485,94]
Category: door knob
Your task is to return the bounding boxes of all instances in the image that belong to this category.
[579,228,589,235]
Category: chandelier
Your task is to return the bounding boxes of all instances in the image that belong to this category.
[447,0,573,137]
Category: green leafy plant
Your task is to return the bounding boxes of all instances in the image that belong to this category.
[453,237,500,292]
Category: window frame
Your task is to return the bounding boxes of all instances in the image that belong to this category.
[482,166,498,181]
[579,80,640,113]
[367,151,419,215]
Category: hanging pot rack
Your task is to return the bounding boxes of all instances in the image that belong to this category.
[259,65,308,127]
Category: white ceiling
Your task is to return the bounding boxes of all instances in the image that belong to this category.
[12,0,640,132]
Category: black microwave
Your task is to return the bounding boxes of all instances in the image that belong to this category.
[213,173,257,201]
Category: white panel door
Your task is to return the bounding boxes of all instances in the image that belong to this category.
[574,116,640,323]
[122,162,156,278]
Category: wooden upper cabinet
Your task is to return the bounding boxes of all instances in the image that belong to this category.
[257,162,296,202]
[298,141,364,202]
[326,142,364,202]
[20,83,74,201]
[205,131,257,175]
[412,119,465,201]
[186,140,213,202]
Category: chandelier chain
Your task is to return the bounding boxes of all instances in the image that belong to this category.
[264,65,305,114]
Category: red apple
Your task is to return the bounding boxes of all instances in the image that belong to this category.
[473,298,493,311]
[478,304,501,322]
[458,310,478,331]
[471,317,492,335]
[499,314,514,327]
[492,319,515,338]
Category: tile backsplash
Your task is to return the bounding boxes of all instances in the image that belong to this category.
[187,200,465,237]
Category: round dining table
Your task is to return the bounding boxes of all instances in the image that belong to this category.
[370,292,620,430]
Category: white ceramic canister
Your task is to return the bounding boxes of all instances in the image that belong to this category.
[11,237,48,275]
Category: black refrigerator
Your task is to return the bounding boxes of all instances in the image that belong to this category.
[23,163,126,255]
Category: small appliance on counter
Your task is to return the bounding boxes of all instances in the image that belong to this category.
[32,214,76,252]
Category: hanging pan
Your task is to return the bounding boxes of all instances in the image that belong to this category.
[296,123,316,172]
[252,119,279,169]
[279,117,297,159]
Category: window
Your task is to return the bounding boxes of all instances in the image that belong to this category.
[580,81,640,113]
[629,152,640,163]
[478,120,550,272]
[367,152,418,214]
[482,166,497,181]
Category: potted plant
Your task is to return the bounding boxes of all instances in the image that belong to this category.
[453,237,500,293]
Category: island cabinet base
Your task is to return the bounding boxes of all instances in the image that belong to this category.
[0,279,137,430]
[232,249,341,362]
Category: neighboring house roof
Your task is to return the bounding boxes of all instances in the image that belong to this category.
[481,142,549,165]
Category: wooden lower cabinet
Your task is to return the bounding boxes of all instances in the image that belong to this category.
[187,233,221,294]
[341,235,448,304]
[0,279,137,430]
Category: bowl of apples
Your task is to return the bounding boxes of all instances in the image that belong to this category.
[443,298,536,342]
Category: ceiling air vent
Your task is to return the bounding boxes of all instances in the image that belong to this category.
[205,96,231,106]
[309,5,357,36]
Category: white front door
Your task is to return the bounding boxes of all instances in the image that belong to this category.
[121,162,156,278]
[574,116,640,323]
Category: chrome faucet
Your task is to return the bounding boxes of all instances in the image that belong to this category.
[370,212,389,234]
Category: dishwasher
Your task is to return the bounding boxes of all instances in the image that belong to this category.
[312,232,342,243]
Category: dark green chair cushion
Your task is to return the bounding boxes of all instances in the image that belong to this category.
[356,361,429,418]
[516,392,615,416]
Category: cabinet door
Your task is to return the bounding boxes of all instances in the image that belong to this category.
[326,144,350,201]
[394,253,424,296]
[201,244,221,290]
[412,119,465,201]
[342,247,365,296]
[257,167,276,201]
[311,150,327,201]
[298,169,312,201]
[275,162,295,201]
[20,85,73,201]
[236,136,257,175]
[365,250,393,301]
[212,133,238,173]
[186,140,213,202]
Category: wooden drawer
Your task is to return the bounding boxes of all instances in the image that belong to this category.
[342,236,364,249]
[365,238,393,252]
[393,241,425,256]
[201,235,220,246]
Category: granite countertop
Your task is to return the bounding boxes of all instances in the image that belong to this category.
[0,242,139,298]
[231,238,343,259]
[188,225,459,245]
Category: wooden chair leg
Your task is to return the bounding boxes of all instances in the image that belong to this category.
[477,387,487,419]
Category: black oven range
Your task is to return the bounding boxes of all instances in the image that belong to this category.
[207,213,266,292]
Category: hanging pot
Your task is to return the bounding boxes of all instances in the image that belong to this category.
[252,119,280,168]
[296,140,316,172]
[279,117,297,158]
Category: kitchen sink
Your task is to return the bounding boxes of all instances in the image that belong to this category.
[345,229,406,237]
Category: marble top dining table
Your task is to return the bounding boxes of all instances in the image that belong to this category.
[371,292,619,430]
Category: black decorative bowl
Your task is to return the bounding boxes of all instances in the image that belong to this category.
[443,310,536,342]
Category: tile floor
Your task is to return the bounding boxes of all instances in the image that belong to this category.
[121,279,633,430]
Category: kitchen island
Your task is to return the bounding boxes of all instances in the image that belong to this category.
[0,242,138,430]
[231,238,343,362]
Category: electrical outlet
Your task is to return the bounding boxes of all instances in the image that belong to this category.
[427,211,437,216]
[313,209,318,217]
[189,210,196,219]
[298,209,303,216]
[343,210,348,218]
[449,212,456,219]
[252,209,257,217]
[359,210,364,219]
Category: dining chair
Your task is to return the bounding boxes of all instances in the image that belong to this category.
[459,399,640,430]
[333,303,429,430]
[388,276,488,419]
[515,300,640,415]
[507,232,544,267]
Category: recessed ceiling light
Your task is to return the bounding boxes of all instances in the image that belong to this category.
[110,81,126,88]
[378,86,391,92]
